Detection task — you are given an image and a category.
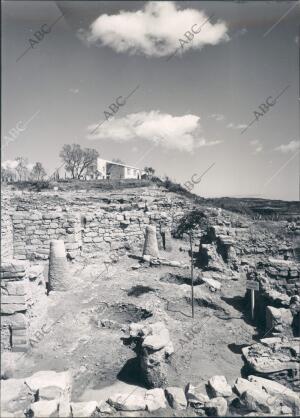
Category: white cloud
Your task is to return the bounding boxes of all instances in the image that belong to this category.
[69,88,79,94]
[1,160,35,171]
[210,113,225,121]
[87,110,221,152]
[275,140,299,153]
[295,36,299,45]
[80,1,229,57]
[227,122,248,130]
[27,163,35,171]
[254,145,263,154]
[250,139,263,154]
[1,160,18,170]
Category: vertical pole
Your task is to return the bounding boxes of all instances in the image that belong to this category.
[189,233,194,319]
[251,289,255,320]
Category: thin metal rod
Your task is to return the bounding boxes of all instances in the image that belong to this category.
[251,289,255,320]
[189,233,194,319]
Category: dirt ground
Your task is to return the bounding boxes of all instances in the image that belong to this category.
[14,241,259,416]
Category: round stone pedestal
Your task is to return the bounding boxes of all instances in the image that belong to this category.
[48,240,69,291]
[143,225,159,258]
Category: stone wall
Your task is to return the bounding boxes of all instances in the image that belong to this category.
[248,258,300,336]
[1,212,14,260]
[12,211,82,261]
[80,207,176,255]
[5,188,188,261]
[258,258,300,297]
[0,261,47,351]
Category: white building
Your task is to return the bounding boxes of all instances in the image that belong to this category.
[96,158,142,180]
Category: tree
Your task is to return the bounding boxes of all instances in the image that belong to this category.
[31,162,47,181]
[176,209,208,238]
[1,167,16,182]
[15,157,29,181]
[143,166,155,178]
[176,209,209,318]
[59,144,99,179]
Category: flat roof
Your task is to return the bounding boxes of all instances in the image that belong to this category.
[98,158,141,170]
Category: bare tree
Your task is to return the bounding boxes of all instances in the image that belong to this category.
[31,162,47,181]
[59,144,99,179]
[15,157,29,181]
[1,167,16,182]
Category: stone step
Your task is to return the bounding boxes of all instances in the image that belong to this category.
[12,344,28,353]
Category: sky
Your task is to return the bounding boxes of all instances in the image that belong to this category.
[2,0,300,200]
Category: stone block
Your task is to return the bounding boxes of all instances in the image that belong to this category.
[93,237,103,243]
[29,400,59,417]
[0,271,26,279]
[205,397,227,416]
[233,377,260,397]
[70,401,98,417]
[165,387,187,410]
[2,377,34,411]
[248,375,300,410]
[25,370,71,400]
[1,304,27,314]
[240,386,276,414]
[185,383,209,408]
[0,262,26,273]
[145,388,167,412]
[1,352,18,379]
[108,393,146,411]
[266,306,293,335]
[2,295,26,304]
[208,375,232,397]
[12,336,28,346]
[6,283,25,296]
[12,327,27,335]
[39,386,64,401]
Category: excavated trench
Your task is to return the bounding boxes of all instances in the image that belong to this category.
[127,285,156,297]
[160,272,202,286]
[90,302,153,329]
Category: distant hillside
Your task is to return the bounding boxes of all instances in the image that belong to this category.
[207,197,300,220]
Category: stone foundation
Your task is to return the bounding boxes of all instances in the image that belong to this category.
[1,261,47,352]
[4,189,189,261]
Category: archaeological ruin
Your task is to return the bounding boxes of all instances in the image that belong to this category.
[1,182,299,417]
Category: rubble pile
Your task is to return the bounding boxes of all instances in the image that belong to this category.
[126,321,174,388]
[204,216,294,260]
[242,337,300,392]
[1,366,299,417]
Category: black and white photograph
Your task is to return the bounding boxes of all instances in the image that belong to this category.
[1,0,300,417]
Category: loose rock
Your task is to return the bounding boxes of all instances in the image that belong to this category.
[165,387,187,410]
[208,375,232,397]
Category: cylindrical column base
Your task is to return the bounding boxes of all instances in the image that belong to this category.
[48,240,69,292]
[143,225,159,258]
